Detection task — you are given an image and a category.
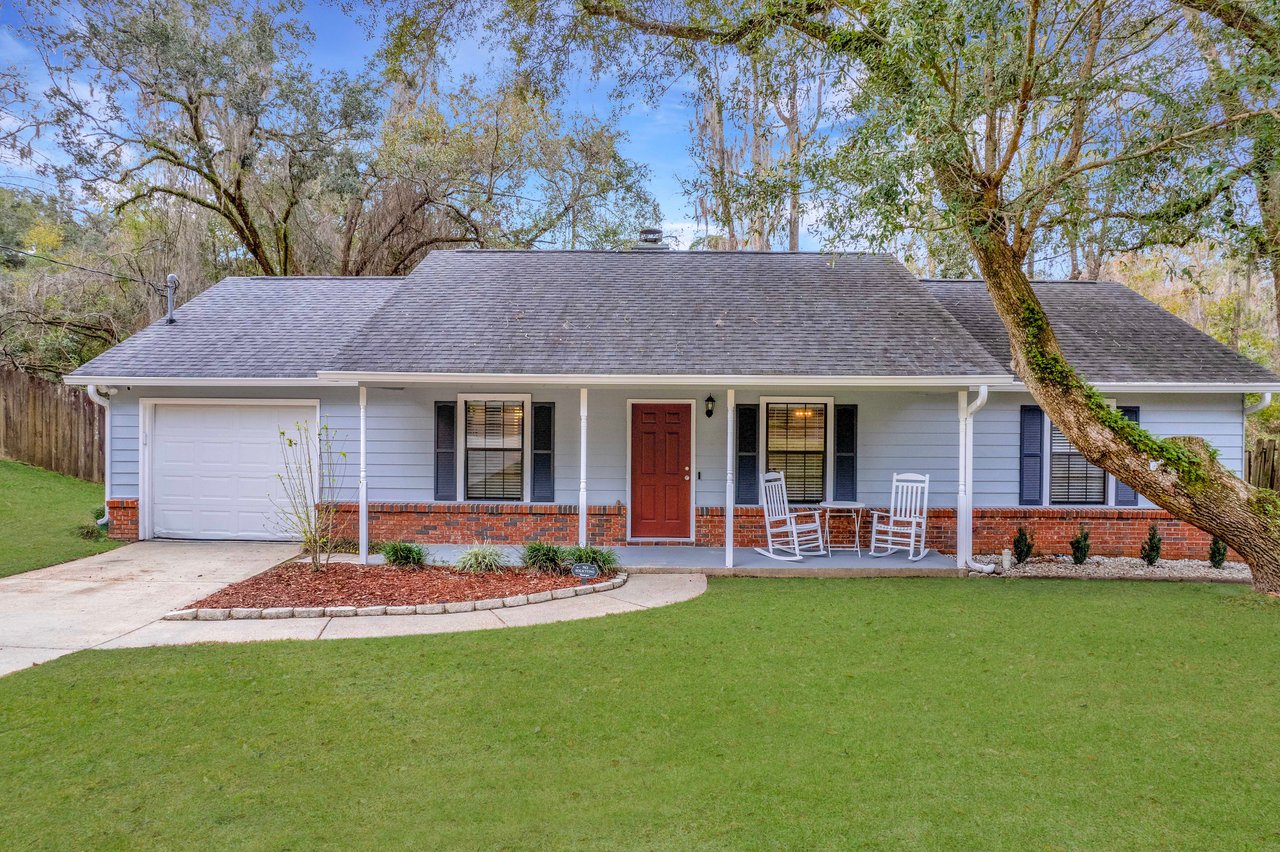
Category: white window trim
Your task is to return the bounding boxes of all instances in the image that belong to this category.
[1042,398,1121,508]
[456,393,533,503]
[758,396,836,504]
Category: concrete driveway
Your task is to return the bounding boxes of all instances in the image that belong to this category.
[0,541,296,677]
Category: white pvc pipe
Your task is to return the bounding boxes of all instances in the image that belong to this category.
[85,384,115,525]
[725,388,735,568]
[579,387,588,546]
[358,385,368,564]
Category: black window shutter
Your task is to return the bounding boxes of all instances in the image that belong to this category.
[1019,405,1044,505]
[434,401,457,501]
[1114,406,1140,506]
[531,402,555,502]
[735,404,759,504]
[834,404,858,501]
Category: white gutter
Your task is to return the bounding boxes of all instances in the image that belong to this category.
[957,385,992,574]
[64,376,357,388]
[990,382,1280,394]
[1245,392,1273,415]
[316,370,1017,388]
[85,384,116,525]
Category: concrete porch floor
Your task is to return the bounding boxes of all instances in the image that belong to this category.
[414,544,962,577]
[615,547,962,577]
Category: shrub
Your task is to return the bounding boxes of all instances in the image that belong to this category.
[563,545,620,574]
[522,542,567,574]
[77,520,107,541]
[1139,523,1162,566]
[1209,537,1228,570]
[1012,526,1034,564]
[456,544,509,573]
[381,541,426,568]
[1069,525,1090,565]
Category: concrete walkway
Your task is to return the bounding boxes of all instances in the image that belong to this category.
[98,574,706,649]
[0,541,297,677]
[0,542,707,677]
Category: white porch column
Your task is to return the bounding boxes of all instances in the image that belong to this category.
[358,385,369,564]
[579,387,588,546]
[956,390,969,570]
[725,388,735,568]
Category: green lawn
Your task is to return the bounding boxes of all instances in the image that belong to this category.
[0,458,119,577]
[2,579,1279,849]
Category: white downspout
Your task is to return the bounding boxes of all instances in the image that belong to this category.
[579,387,588,547]
[725,388,735,568]
[1245,392,1272,416]
[358,385,368,564]
[85,384,115,525]
[959,385,991,573]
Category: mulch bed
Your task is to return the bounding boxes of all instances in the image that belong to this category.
[189,562,588,609]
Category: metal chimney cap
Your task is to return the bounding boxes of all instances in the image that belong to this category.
[633,227,670,251]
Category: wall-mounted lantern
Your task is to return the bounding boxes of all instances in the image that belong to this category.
[705,394,716,418]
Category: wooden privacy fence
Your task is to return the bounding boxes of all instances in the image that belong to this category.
[1246,438,1280,492]
[0,368,105,483]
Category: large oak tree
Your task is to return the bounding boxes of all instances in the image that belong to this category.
[395,0,1280,591]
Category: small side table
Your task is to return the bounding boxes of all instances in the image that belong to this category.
[819,501,866,554]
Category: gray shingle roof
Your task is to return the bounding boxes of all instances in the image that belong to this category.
[329,251,1007,377]
[923,279,1279,385]
[69,277,401,379]
[66,256,1278,386]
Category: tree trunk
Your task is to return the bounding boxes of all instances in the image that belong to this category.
[947,180,1280,593]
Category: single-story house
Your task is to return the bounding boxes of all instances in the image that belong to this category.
[65,246,1280,568]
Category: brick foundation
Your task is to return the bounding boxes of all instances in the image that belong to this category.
[332,502,627,546]
[332,502,1227,561]
[109,496,1228,561]
[106,498,139,541]
[970,507,1236,560]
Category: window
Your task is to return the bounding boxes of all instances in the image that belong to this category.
[764,401,828,503]
[462,398,527,501]
[1048,422,1106,504]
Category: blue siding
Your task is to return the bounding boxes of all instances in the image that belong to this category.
[106,385,1246,514]
[972,392,1244,508]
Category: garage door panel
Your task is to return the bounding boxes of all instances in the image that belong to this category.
[151,403,313,541]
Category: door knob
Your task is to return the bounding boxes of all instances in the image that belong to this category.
[684,475,690,480]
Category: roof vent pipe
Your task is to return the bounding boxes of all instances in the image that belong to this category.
[633,228,670,251]
[165,274,179,325]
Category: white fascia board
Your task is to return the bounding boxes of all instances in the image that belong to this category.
[64,376,358,387]
[988,381,1280,394]
[313,371,1018,388]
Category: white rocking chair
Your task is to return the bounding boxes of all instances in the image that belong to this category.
[869,473,930,561]
[755,471,827,561]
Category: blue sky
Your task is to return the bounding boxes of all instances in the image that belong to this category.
[0,0,733,248]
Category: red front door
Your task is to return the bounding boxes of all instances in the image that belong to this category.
[630,403,693,539]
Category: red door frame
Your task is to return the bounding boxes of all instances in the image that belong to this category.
[628,401,694,540]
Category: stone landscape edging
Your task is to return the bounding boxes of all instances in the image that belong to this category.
[162,572,629,621]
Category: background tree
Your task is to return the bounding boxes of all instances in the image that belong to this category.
[1,0,660,374]
[556,0,1280,591]
[682,35,828,251]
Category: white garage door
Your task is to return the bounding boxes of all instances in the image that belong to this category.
[149,403,315,540]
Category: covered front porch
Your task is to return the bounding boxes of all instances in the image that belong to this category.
[333,373,1002,572]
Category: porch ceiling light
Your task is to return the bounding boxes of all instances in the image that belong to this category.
[705,394,716,418]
